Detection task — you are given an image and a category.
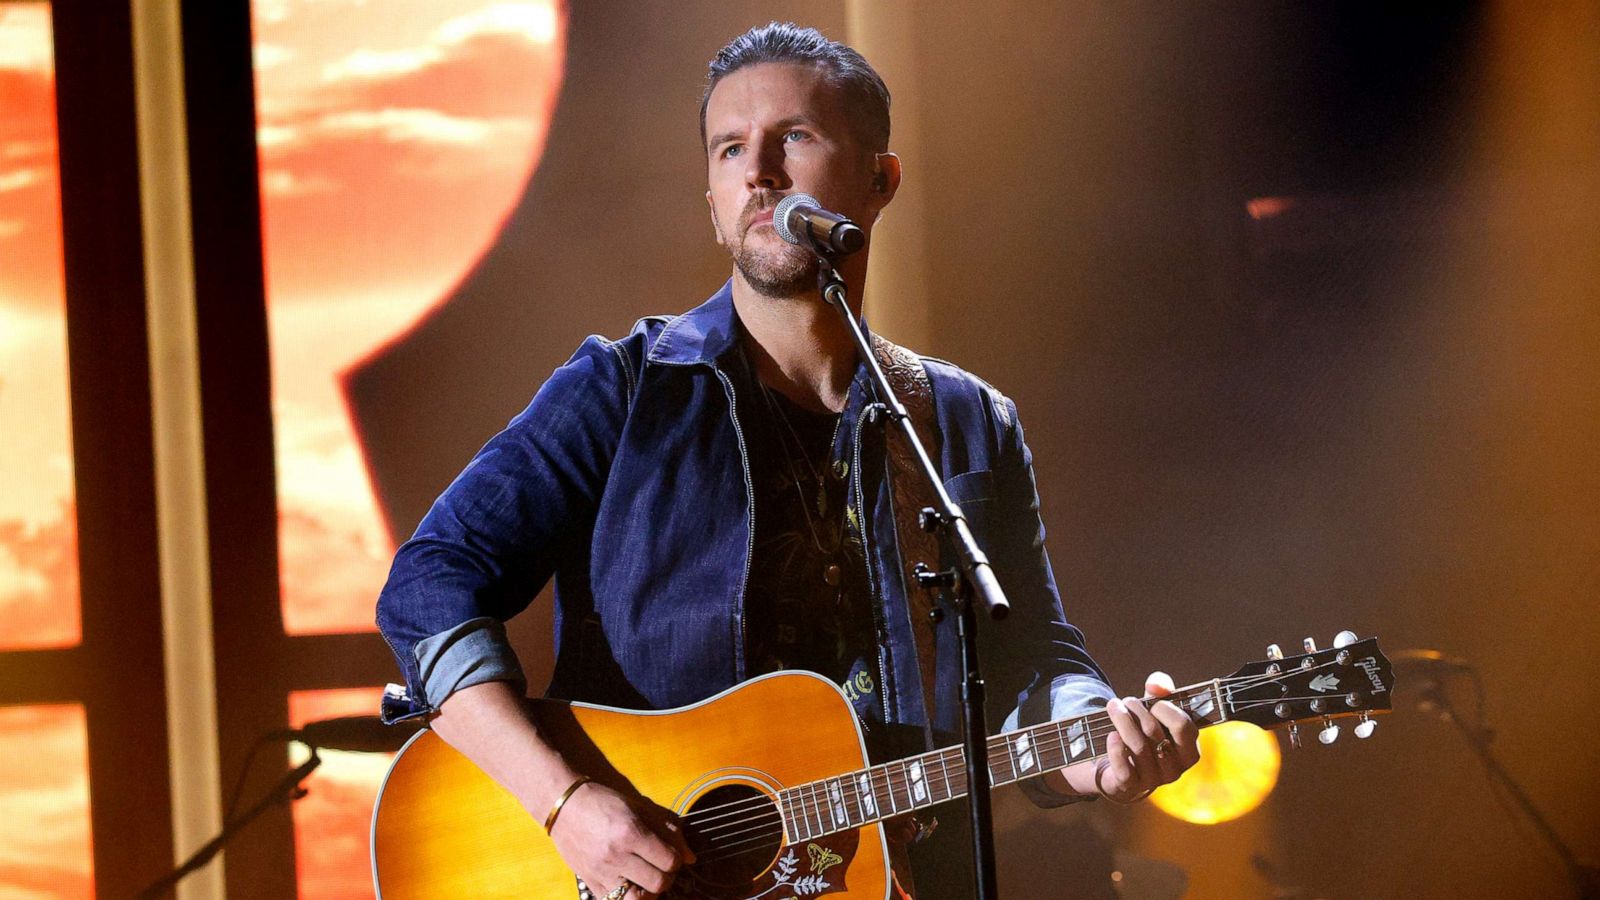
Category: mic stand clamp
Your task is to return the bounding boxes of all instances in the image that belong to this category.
[816,255,1004,900]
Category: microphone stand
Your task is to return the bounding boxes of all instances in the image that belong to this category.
[136,750,321,899]
[816,256,1009,900]
[1419,680,1599,899]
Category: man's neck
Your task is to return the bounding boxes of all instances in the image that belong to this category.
[731,267,866,415]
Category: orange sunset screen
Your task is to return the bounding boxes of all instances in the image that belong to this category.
[0,4,95,898]
[252,1,565,895]
[252,0,565,635]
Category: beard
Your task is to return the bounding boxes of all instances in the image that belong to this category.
[732,234,818,297]
[725,191,821,298]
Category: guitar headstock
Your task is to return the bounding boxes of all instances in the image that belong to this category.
[1222,631,1394,747]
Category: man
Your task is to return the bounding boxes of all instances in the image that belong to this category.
[376,23,1199,899]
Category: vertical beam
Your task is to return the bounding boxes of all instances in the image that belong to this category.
[844,1,933,349]
[51,0,175,894]
[132,0,225,896]
[176,0,297,895]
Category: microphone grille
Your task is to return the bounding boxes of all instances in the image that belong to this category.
[772,192,816,246]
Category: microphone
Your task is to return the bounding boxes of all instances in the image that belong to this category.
[273,715,422,753]
[773,192,865,256]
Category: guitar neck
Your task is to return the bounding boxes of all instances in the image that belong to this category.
[778,680,1228,843]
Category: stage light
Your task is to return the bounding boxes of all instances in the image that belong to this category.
[1150,721,1281,825]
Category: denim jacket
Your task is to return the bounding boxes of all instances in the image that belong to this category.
[375,283,1113,801]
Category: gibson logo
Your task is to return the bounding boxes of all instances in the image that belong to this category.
[1356,656,1388,693]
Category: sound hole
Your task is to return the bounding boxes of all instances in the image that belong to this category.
[682,783,783,889]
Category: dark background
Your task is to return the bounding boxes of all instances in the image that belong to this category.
[342,3,1599,897]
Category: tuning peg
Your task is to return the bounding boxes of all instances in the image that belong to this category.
[1318,716,1340,745]
[1288,723,1302,749]
[1333,630,1358,649]
[1266,643,1283,661]
[1354,712,1376,739]
[1303,637,1318,653]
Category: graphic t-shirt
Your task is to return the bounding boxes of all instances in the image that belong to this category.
[740,374,885,736]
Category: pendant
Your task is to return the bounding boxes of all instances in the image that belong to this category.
[823,563,842,587]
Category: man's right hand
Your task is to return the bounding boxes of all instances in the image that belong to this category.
[540,779,695,899]
[431,681,695,899]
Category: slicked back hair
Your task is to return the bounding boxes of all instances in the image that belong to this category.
[700,22,891,155]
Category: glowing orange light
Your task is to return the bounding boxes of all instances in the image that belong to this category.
[1149,721,1281,825]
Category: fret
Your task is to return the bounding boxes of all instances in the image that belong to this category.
[810,780,828,836]
[779,789,799,842]
[1032,721,1061,773]
[796,782,814,840]
[942,757,967,799]
[792,786,808,841]
[827,777,848,829]
[877,764,897,816]
[893,760,914,812]
[1195,682,1222,723]
[786,788,803,842]
[1043,721,1070,770]
[935,750,953,802]
[1064,715,1092,763]
[858,769,879,819]
[907,757,929,806]
[1010,731,1037,780]
[838,773,859,829]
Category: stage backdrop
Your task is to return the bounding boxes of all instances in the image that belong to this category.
[347,4,1600,898]
[2,2,1596,898]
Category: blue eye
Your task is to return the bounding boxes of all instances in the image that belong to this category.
[784,130,807,142]
[722,144,743,159]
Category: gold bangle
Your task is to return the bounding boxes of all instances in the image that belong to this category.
[1094,760,1151,805]
[543,775,593,833]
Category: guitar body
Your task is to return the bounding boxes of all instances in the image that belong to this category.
[371,671,892,899]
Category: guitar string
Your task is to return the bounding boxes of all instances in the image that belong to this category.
[677,677,1225,832]
[683,671,1356,845]
[686,701,1348,853]
[679,660,1376,849]
[689,693,1382,865]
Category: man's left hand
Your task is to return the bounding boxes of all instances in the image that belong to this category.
[1094,671,1201,801]
[1047,671,1202,803]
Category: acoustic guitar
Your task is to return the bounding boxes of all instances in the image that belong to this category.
[371,633,1393,898]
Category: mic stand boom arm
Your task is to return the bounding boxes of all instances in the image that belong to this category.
[817,258,1006,900]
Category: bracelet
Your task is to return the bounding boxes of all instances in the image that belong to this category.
[1094,760,1152,805]
[543,775,593,833]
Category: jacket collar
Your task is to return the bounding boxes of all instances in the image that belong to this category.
[648,278,880,397]
[648,280,741,366]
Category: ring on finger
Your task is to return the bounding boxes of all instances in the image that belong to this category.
[604,877,635,900]
[1153,738,1175,760]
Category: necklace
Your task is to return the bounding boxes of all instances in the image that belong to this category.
[756,379,847,556]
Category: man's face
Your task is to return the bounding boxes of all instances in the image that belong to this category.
[703,62,884,297]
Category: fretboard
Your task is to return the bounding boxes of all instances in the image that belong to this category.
[777,680,1227,843]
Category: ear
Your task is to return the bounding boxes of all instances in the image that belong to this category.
[706,190,726,246]
[871,152,902,208]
